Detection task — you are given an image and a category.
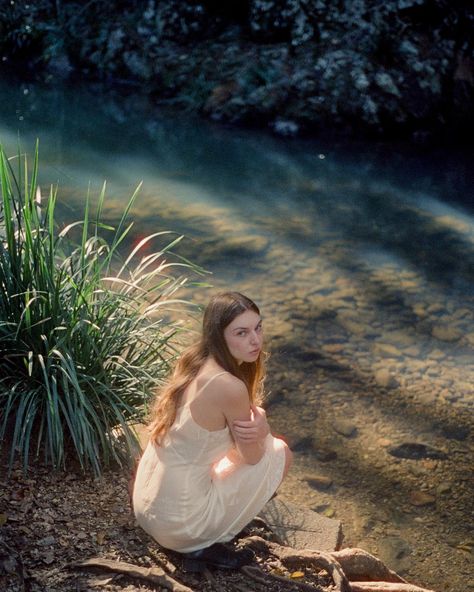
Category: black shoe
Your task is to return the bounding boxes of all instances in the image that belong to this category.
[182,542,254,572]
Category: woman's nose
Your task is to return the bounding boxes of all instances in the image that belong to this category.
[250,331,260,344]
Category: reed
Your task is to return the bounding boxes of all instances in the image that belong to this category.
[0,143,206,474]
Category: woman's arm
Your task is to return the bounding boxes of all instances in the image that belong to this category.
[221,381,266,465]
[233,405,270,443]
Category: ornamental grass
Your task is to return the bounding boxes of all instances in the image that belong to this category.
[0,143,206,475]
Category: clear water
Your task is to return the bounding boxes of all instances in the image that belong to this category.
[1,77,473,590]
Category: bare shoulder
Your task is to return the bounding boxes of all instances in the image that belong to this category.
[210,372,247,394]
[206,372,249,408]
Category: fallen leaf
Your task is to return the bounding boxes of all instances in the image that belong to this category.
[290,571,305,578]
[0,513,7,526]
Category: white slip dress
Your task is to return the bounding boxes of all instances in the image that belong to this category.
[132,372,286,553]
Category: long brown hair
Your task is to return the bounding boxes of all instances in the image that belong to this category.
[148,292,266,444]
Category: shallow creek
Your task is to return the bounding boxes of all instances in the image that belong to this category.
[1,79,473,591]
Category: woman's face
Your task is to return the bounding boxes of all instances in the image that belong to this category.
[223,309,263,365]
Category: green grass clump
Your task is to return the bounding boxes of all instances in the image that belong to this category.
[0,143,205,475]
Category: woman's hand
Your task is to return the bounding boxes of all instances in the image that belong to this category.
[233,405,270,443]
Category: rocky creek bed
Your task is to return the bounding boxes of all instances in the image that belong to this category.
[182,194,474,592]
[6,167,467,591]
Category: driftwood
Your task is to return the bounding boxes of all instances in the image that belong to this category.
[239,536,436,592]
[70,557,194,592]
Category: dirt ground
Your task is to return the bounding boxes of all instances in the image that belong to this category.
[0,460,336,592]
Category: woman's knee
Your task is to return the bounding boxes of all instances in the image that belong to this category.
[275,438,292,477]
[283,442,293,474]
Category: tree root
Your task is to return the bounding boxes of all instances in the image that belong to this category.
[70,535,436,592]
[70,557,194,592]
[239,535,436,592]
[241,535,351,592]
[350,585,437,592]
[331,548,406,582]
[242,564,324,592]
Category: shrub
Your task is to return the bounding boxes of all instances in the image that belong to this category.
[0,143,206,475]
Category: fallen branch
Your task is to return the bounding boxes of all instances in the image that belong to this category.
[70,557,194,592]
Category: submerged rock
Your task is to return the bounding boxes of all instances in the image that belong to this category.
[378,536,412,574]
[374,368,399,389]
[431,325,463,342]
[438,423,470,441]
[332,419,357,438]
[304,473,333,491]
[409,491,436,506]
[388,442,447,460]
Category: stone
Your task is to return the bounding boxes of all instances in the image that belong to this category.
[427,304,445,314]
[388,443,447,460]
[377,536,412,574]
[436,482,452,495]
[291,436,314,453]
[439,424,470,441]
[404,346,421,357]
[259,498,343,552]
[312,448,338,462]
[304,474,333,491]
[409,491,436,506]
[374,343,404,358]
[221,235,269,257]
[338,318,367,336]
[374,368,399,389]
[322,343,345,354]
[431,326,463,342]
[333,419,357,438]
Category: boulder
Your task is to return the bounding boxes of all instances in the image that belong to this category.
[259,497,343,551]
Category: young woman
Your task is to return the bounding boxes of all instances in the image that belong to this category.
[132,291,292,570]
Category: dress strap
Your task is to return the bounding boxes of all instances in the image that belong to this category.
[197,371,230,394]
